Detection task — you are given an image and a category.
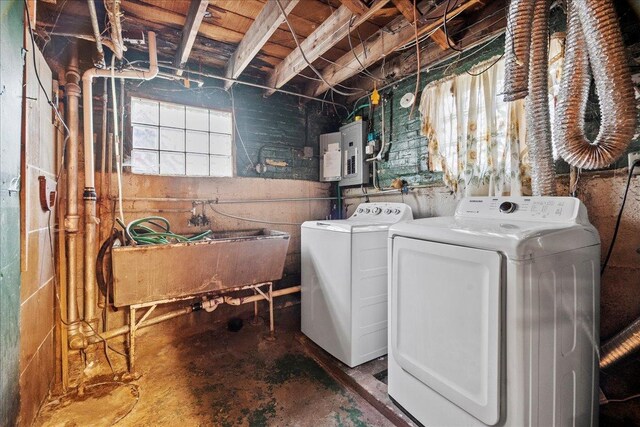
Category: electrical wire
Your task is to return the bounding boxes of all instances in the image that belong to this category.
[409,0,420,120]
[347,14,381,82]
[606,393,640,404]
[465,52,505,76]
[274,0,361,97]
[229,87,256,169]
[600,159,640,276]
[23,0,71,182]
[207,204,304,226]
[444,0,464,52]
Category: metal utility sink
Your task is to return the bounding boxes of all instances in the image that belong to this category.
[111,229,290,307]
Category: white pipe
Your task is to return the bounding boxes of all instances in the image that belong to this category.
[80,32,158,336]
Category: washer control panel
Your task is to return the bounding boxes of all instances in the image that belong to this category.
[350,203,413,222]
[455,197,589,224]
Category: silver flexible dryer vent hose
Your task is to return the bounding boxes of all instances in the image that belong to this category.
[525,0,556,196]
[503,0,534,101]
[553,0,636,170]
[601,317,640,370]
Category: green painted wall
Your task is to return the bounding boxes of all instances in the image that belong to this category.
[123,80,339,181]
[356,3,639,188]
[0,0,24,425]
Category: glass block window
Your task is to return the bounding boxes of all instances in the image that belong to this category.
[130,97,234,177]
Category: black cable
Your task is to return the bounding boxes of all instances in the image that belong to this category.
[601,159,640,276]
[465,52,505,76]
[444,0,464,52]
[23,0,71,182]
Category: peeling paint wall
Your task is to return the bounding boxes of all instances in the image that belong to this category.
[0,1,24,425]
[120,79,339,181]
[19,36,57,426]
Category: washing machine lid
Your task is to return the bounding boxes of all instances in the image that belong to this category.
[389,216,599,259]
[302,219,391,233]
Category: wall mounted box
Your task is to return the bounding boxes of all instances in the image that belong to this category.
[339,121,369,187]
[319,132,341,182]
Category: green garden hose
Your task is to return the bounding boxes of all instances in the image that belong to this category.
[126,216,212,245]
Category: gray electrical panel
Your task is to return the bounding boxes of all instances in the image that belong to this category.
[339,120,369,187]
[319,132,341,182]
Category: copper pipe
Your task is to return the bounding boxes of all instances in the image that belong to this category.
[64,45,81,338]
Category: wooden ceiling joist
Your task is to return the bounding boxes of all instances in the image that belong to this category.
[265,0,390,96]
[223,0,300,89]
[339,0,370,15]
[304,0,483,97]
[391,0,455,49]
[174,0,210,76]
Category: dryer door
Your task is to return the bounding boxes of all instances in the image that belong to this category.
[391,237,502,425]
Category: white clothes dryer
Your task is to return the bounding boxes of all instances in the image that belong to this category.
[388,197,600,426]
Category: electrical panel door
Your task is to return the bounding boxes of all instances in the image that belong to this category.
[319,132,341,182]
[339,121,369,187]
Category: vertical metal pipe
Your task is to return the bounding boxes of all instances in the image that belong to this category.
[98,79,108,309]
[86,0,105,68]
[64,45,81,338]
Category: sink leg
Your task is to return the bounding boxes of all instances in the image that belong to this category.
[128,306,136,372]
[265,282,276,341]
[251,289,262,325]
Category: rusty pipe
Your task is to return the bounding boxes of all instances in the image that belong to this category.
[104,0,124,60]
[553,0,636,169]
[81,286,302,345]
[86,0,105,68]
[525,0,556,196]
[65,45,81,338]
[81,32,158,337]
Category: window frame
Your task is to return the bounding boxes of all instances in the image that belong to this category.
[125,95,236,178]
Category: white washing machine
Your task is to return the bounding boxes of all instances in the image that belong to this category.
[301,202,413,367]
[387,197,600,427]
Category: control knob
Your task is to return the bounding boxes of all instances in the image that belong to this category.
[384,208,392,215]
[393,208,401,215]
[357,208,363,213]
[499,201,517,214]
[364,208,371,214]
[372,207,382,215]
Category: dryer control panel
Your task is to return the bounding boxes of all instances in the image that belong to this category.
[350,203,413,223]
[455,197,589,224]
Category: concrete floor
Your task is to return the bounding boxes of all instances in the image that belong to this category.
[34,305,392,426]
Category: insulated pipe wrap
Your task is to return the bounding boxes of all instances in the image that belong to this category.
[553,0,636,169]
[525,0,556,196]
[503,0,534,101]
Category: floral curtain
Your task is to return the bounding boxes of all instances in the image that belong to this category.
[420,35,565,197]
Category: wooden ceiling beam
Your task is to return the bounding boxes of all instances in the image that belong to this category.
[339,0,370,15]
[391,0,455,49]
[345,0,506,101]
[265,0,390,96]
[174,0,210,76]
[304,0,483,97]
[223,0,300,89]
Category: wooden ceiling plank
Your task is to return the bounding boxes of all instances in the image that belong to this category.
[265,0,390,96]
[305,0,483,97]
[223,0,300,89]
[339,0,369,15]
[174,0,210,76]
[120,1,295,60]
[391,0,454,49]
[390,0,416,22]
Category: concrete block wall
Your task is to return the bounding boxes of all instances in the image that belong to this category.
[18,33,57,426]
[0,1,25,425]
